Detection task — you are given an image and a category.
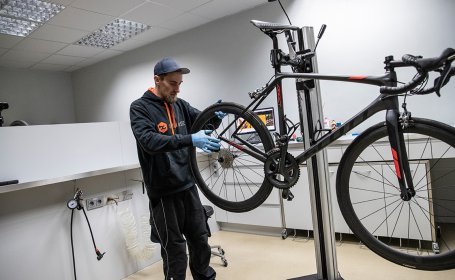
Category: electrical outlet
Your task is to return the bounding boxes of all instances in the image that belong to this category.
[85,196,105,211]
[106,190,133,205]
[121,190,133,201]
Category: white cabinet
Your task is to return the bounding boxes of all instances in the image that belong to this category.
[282,165,352,234]
[227,189,282,227]
[328,166,352,234]
[283,166,312,230]
[210,136,452,243]
[197,153,283,227]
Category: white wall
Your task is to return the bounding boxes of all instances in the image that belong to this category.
[285,0,455,131]
[71,1,276,123]
[72,0,455,132]
[0,169,159,280]
[0,67,75,125]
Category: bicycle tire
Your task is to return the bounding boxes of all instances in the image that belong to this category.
[190,102,274,212]
[337,118,455,270]
[10,120,29,126]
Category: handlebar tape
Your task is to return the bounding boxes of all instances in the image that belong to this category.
[414,48,455,71]
[380,48,455,94]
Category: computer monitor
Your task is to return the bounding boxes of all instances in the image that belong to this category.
[236,107,276,135]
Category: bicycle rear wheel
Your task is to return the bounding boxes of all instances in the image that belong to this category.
[190,102,274,213]
[337,118,455,270]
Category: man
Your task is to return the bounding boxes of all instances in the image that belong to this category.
[130,57,221,279]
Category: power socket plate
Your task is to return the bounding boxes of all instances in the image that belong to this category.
[85,196,105,211]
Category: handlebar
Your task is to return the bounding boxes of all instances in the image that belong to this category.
[251,20,454,97]
[380,48,455,95]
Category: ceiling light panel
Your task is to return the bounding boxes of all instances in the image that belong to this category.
[75,19,150,49]
[0,0,65,37]
[0,15,38,36]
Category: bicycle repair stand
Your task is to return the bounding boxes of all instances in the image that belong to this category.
[289,27,343,280]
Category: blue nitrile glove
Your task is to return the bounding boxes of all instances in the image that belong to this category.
[214,111,226,120]
[191,130,221,154]
[214,100,226,120]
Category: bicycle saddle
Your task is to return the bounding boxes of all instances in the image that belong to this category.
[250,20,300,32]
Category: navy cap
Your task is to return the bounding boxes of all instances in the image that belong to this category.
[154,57,190,76]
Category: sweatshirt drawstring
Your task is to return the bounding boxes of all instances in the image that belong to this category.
[148,87,177,135]
[164,102,177,135]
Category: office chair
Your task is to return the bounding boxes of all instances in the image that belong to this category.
[203,205,228,267]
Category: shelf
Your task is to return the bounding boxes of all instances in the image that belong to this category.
[0,163,140,194]
[0,121,139,194]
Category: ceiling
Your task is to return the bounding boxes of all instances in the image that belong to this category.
[0,0,268,72]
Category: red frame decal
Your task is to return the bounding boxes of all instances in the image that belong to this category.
[348,76,367,80]
[227,140,245,151]
[391,148,402,179]
[276,85,282,106]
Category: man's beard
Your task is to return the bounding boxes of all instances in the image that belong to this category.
[164,95,177,104]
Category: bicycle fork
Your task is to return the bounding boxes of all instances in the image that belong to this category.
[385,107,416,201]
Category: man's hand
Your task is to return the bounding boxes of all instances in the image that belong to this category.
[214,111,226,120]
[191,130,221,154]
[214,99,226,120]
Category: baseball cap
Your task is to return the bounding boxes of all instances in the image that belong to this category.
[154,57,190,76]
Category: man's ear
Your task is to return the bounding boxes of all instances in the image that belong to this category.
[154,75,161,86]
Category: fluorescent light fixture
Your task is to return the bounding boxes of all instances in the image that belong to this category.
[75,19,151,49]
[0,15,38,37]
[0,0,65,37]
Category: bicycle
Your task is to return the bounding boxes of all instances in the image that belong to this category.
[0,102,29,127]
[189,19,455,271]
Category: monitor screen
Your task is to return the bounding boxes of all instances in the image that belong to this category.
[236,107,276,134]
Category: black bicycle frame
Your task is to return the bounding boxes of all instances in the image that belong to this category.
[220,64,416,199]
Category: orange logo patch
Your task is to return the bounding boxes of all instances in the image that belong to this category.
[157,122,168,133]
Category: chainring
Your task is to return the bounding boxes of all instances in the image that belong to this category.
[264,148,300,189]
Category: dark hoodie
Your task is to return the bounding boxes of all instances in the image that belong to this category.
[130,88,200,198]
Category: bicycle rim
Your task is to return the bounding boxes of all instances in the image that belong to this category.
[337,118,455,270]
[190,103,274,213]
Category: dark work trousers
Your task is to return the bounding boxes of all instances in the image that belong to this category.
[149,186,216,280]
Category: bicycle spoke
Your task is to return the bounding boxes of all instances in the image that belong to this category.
[352,194,397,205]
[358,155,398,190]
[409,204,425,241]
[413,145,452,190]
[232,166,258,197]
[352,170,396,189]
[339,120,455,269]
[371,144,399,179]
[415,168,455,193]
[415,195,455,217]
[358,196,402,221]
[232,162,263,188]
[232,167,246,201]
[235,155,263,165]
[390,202,405,239]
[411,136,431,180]
[362,197,403,236]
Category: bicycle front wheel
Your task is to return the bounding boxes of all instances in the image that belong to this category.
[337,118,455,270]
[190,102,274,213]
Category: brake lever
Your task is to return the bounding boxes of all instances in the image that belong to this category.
[434,63,453,97]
